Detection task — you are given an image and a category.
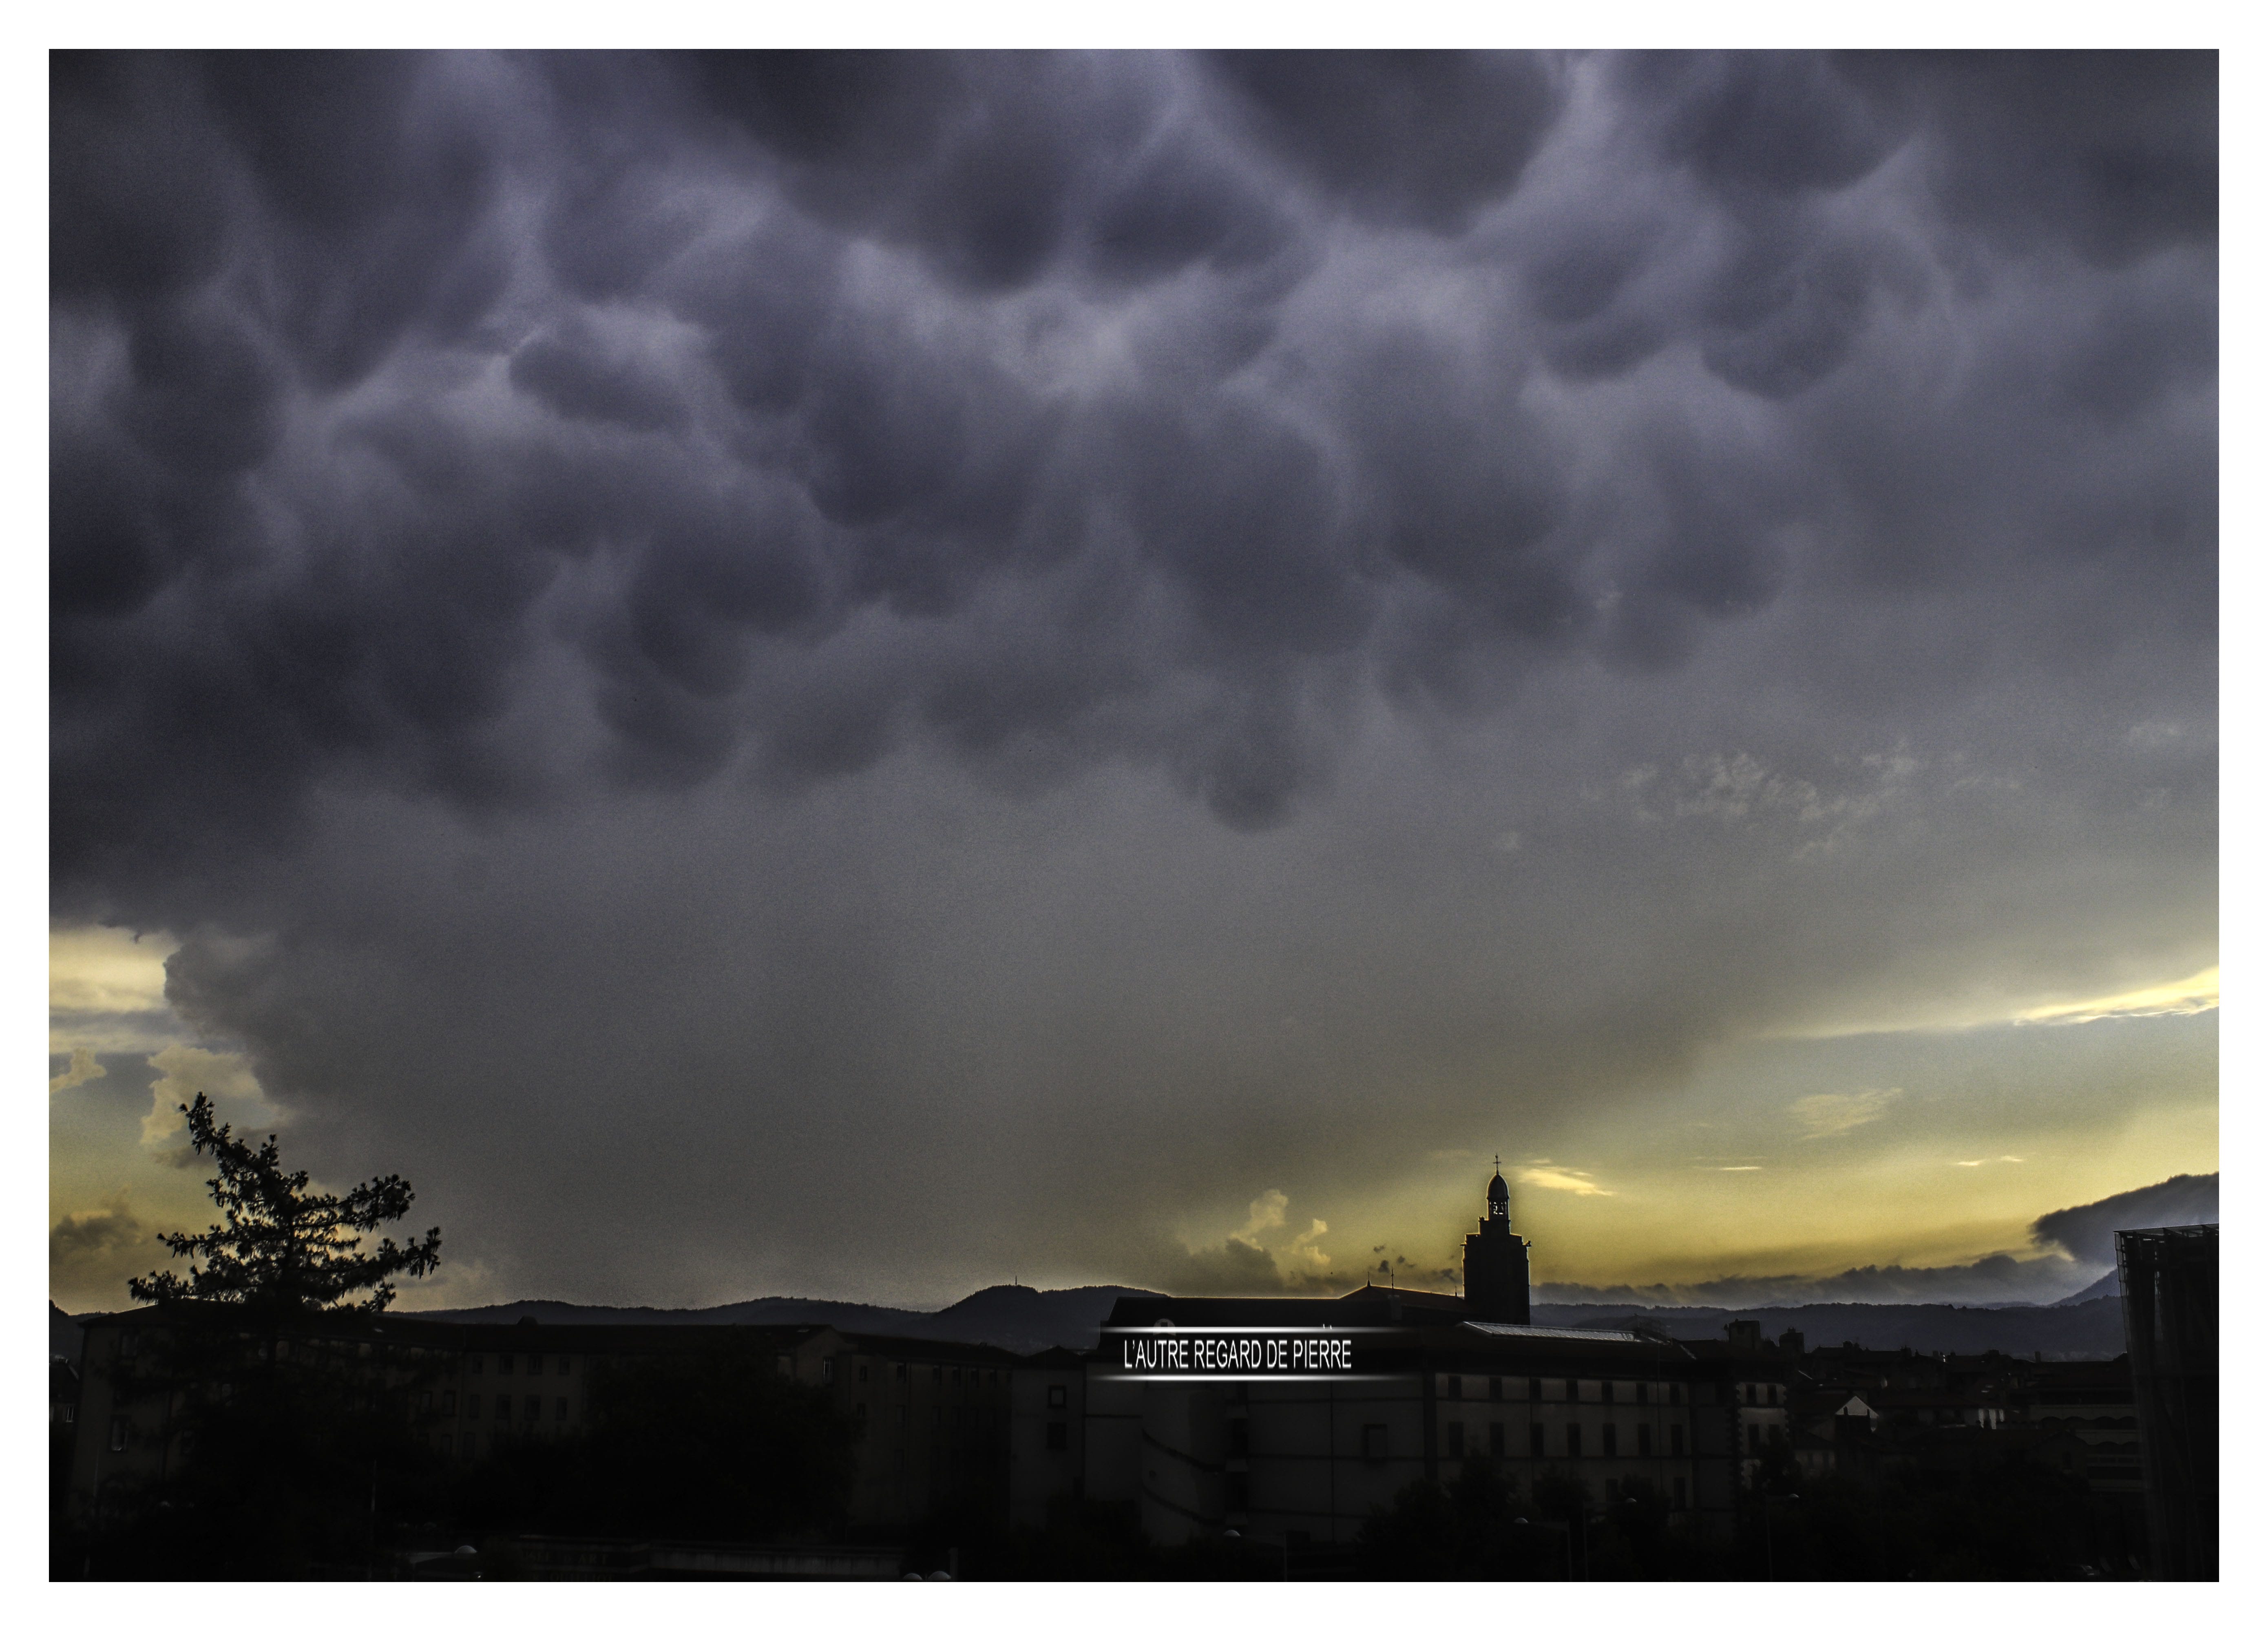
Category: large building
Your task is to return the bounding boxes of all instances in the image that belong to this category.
[1071,1172,1802,1549]
[2118,1223,2217,1580]
[62,1308,1040,1540]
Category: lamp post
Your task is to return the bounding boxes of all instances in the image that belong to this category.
[1760,1492,1799,1581]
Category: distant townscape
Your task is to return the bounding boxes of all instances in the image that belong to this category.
[50,1171,2215,1581]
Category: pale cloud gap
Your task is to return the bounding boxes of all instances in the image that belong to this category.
[1954,1156,2026,1167]
[1788,1087,1901,1138]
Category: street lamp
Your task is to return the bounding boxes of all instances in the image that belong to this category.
[1760,1492,1799,1582]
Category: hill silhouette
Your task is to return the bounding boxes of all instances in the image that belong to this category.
[385,1283,1157,1354]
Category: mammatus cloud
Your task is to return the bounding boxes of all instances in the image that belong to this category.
[49,52,2215,1306]
[1788,1087,1900,1138]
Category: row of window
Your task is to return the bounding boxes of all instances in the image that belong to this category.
[1220,1470,1690,1514]
[1439,1419,1688,1460]
[406,1390,577,1423]
[1439,1375,1689,1405]
[465,1354,570,1378]
[820,1357,1010,1389]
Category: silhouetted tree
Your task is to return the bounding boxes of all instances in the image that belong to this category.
[93,1095,448,1578]
[129,1093,441,1314]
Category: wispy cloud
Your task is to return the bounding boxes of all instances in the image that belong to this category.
[1788,1088,1901,1138]
[2015,966,2218,1026]
[1516,1163,1616,1197]
[1954,1156,2026,1167]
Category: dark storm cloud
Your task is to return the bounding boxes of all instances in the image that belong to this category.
[51,52,2215,1304]
[2031,1173,2219,1266]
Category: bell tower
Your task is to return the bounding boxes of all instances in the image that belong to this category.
[1463,1158,1532,1324]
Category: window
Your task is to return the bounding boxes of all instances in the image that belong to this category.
[468,1356,481,1375]
[1226,1472,1250,1512]
[1362,1423,1388,1462]
[1046,1421,1068,1452]
[462,1433,477,1459]
[1567,1379,1581,1402]
[895,1364,907,1381]
[896,1406,906,1425]
[1602,1423,1618,1457]
[1047,1384,1067,1408]
[933,1366,944,1382]
[522,1395,537,1421]
[1744,1382,1755,1406]
[1446,1373,1463,1399]
[422,1391,435,1412]
[499,1355,514,1377]
[1669,1424,1685,1456]
[1634,1381,1648,1404]
[1488,1376,1503,1400]
[555,1397,569,1422]
[358,1343,372,1359]
[823,1358,835,1383]
[1602,1381,1617,1403]
[559,1358,571,1376]
[1444,1421,1465,1459]
[444,1391,456,1417]
[1672,1476,1687,1511]
[951,1367,961,1384]
[466,1395,482,1421]
[1637,1424,1652,1456]
[858,1402,869,1421]
[1227,1417,1249,1456]
[1566,1423,1583,1457]
[108,1417,130,1452]
[528,1357,543,1377]
[1489,1421,1505,1458]
[1748,1423,1762,1452]
[1529,1423,1545,1456]
[859,1364,869,1383]
[1528,1376,1543,1401]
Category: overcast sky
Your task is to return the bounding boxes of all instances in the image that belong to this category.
[50,50,2217,1313]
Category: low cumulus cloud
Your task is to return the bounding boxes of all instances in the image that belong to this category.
[50,1048,108,1094]
[2031,1171,2217,1266]
[48,52,2215,1305]
[137,1043,273,1158]
[51,1190,160,1302]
